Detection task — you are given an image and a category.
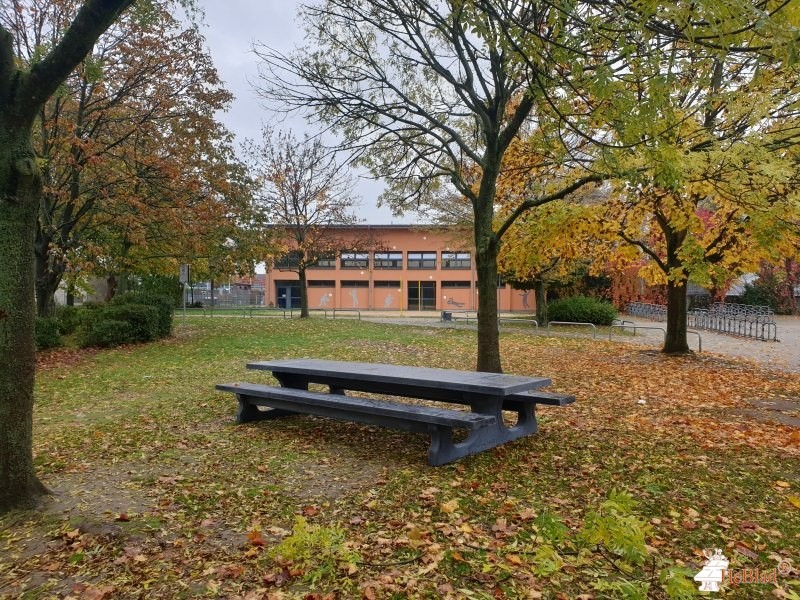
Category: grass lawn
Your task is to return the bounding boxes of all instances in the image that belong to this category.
[1,317,799,599]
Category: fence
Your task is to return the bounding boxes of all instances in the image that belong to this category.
[183,285,265,308]
[627,301,777,341]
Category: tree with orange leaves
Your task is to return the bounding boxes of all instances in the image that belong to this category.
[4,0,238,315]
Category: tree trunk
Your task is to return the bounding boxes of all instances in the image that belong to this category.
[105,275,117,302]
[34,250,64,317]
[664,279,690,353]
[474,196,501,373]
[534,279,548,325]
[0,126,49,511]
[0,0,137,514]
[298,265,309,318]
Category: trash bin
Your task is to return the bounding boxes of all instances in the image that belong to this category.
[441,311,452,322]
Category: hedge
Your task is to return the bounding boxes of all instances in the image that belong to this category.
[112,291,174,338]
[80,319,135,348]
[35,317,62,350]
[547,296,617,326]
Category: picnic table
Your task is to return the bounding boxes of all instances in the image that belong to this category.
[216,359,573,466]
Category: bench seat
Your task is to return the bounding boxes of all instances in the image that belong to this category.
[216,382,497,465]
[505,390,576,406]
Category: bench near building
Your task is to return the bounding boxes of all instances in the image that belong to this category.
[217,359,574,466]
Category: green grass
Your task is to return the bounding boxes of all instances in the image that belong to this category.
[1,317,798,599]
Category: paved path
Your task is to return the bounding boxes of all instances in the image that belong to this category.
[361,312,800,374]
[613,315,800,373]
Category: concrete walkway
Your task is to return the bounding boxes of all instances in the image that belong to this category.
[360,311,800,374]
[614,315,800,373]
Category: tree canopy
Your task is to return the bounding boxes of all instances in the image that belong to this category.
[254,0,604,372]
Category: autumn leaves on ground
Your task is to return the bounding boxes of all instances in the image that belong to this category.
[1,319,798,599]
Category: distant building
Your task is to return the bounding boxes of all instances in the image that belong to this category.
[263,224,534,312]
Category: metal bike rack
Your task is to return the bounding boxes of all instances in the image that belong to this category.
[547,321,597,338]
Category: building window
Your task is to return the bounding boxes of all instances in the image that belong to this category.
[374,280,401,288]
[441,281,471,288]
[340,280,369,287]
[407,251,436,269]
[341,252,369,269]
[442,251,471,269]
[309,253,336,269]
[373,252,403,269]
[307,280,335,287]
[275,250,300,269]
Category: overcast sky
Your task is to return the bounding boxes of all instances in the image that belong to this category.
[196,1,417,224]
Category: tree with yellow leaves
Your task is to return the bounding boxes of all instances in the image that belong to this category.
[590,21,800,352]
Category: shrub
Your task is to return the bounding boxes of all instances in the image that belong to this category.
[101,304,160,342]
[547,295,617,326]
[35,317,62,350]
[80,319,135,348]
[53,305,81,335]
[112,291,174,338]
[78,304,159,348]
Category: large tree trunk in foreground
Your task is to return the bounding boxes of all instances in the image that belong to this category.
[0,126,49,511]
[0,0,136,513]
[664,279,690,353]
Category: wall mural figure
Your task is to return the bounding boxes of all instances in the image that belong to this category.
[350,289,359,307]
[318,294,330,308]
[518,291,531,309]
[384,294,395,308]
[447,297,465,308]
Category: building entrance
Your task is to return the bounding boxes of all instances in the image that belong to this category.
[276,281,301,309]
[408,281,436,310]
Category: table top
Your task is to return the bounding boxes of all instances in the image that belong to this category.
[247,358,551,396]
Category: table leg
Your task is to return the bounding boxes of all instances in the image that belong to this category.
[236,394,298,423]
[273,374,309,390]
[424,396,539,465]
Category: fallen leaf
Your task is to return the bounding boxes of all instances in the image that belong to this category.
[440,499,459,514]
[247,528,265,547]
[735,545,759,560]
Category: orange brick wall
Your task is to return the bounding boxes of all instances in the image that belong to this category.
[264,225,536,312]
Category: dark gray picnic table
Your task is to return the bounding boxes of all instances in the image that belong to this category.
[218,359,569,465]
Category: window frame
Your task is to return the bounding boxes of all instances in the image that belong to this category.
[373,251,403,269]
[275,250,301,269]
[407,251,437,269]
[308,253,336,269]
[441,251,471,269]
[340,251,369,269]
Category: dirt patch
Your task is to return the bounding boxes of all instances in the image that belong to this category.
[0,463,151,563]
[287,455,400,501]
[44,470,151,521]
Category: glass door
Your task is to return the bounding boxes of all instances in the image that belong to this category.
[276,282,301,309]
[407,281,436,310]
